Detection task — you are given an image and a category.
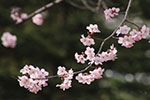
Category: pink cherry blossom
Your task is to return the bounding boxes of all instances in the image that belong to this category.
[76,73,94,85]
[32,14,43,25]
[20,13,28,19]
[130,29,143,41]
[118,36,135,48]
[80,34,95,46]
[56,80,72,91]
[85,47,95,61]
[75,52,86,64]
[56,66,74,91]
[10,7,28,23]
[104,7,120,20]
[94,44,117,65]
[140,25,150,39]
[86,24,100,33]
[1,32,17,48]
[18,65,49,94]
[57,66,67,76]
[116,25,131,36]
[89,67,104,79]
[76,67,104,85]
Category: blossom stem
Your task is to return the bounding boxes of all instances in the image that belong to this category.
[97,0,132,54]
[17,0,64,24]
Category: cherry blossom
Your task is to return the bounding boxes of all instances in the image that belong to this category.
[1,32,17,48]
[56,66,74,91]
[104,7,120,20]
[86,24,100,33]
[116,25,131,36]
[89,67,104,79]
[85,47,95,61]
[18,65,49,94]
[56,80,72,91]
[140,25,150,39]
[76,67,104,85]
[118,36,135,48]
[10,7,28,23]
[94,44,117,65]
[75,53,86,64]
[117,25,150,48]
[80,34,95,46]
[32,14,43,25]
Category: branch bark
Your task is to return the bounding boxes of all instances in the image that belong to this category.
[17,0,64,24]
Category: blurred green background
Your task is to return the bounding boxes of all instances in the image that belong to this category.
[0,0,150,100]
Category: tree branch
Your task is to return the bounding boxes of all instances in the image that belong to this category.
[28,0,133,80]
[96,0,103,11]
[125,19,140,29]
[97,0,132,54]
[81,0,97,13]
[17,0,64,24]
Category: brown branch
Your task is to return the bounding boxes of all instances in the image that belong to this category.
[96,0,103,11]
[125,19,140,29]
[81,0,97,13]
[17,0,64,24]
[25,0,133,80]
[97,0,132,54]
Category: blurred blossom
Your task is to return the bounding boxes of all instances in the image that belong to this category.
[32,14,43,25]
[125,74,134,82]
[1,32,17,48]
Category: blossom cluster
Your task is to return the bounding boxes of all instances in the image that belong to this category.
[76,67,104,84]
[56,66,74,91]
[75,45,117,65]
[1,32,17,48]
[104,7,120,20]
[75,24,117,86]
[10,7,28,23]
[18,65,49,94]
[80,24,100,46]
[117,25,150,48]
[75,24,117,65]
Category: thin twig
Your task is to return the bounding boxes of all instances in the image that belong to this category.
[96,0,103,11]
[125,19,140,29]
[81,0,97,13]
[17,0,64,24]
[97,0,132,54]
[21,0,133,80]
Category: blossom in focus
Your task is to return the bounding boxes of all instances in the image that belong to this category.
[80,34,95,46]
[89,67,104,79]
[140,25,150,39]
[118,36,135,48]
[76,67,104,85]
[94,44,117,65]
[75,53,86,64]
[104,7,120,20]
[32,14,43,25]
[1,32,17,48]
[117,25,150,48]
[18,65,49,94]
[86,24,100,33]
[56,66,74,91]
[85,47,95,61]
[116,25,131,36]
[56,80,72,91]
